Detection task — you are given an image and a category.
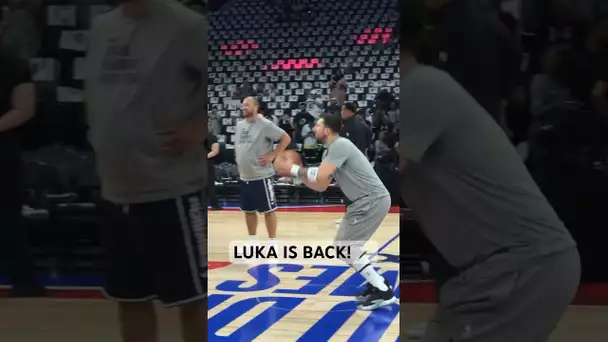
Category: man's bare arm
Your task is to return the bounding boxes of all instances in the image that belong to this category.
[0,83,36,133]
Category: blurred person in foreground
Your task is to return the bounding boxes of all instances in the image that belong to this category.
[399,26,580,341]
[84,0,208,341]
[0,44,45,297]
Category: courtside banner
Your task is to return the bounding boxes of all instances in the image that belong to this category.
[229,240,380,265]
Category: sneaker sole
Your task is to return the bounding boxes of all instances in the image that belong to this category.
[355,295,370,301]
[356,296,398,311]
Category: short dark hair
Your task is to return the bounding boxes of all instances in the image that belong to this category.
[321,113,342,133]
[343,102,357,113]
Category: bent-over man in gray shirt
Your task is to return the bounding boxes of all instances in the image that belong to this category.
[274,113,397,311]
[399,35,580,342]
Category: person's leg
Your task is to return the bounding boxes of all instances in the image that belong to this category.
[118,301,158,342]
[245,212,258,236]
[208,166,220,209]
[422,249,581,342]
[145,191,207,342]
[264,212,277,239]
[179,298,207,342]
[99,201,157,342]
[0,159,43,297]
[0,204,43,295]
[260,178,278,239]
[240,180,259,237]
[336,196,396,310]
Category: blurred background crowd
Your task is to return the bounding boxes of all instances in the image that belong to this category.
[401,0,608,285]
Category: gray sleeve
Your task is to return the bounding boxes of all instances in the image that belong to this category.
[400,68,455,162]
[323,139,349,168]
[262,118,286,141]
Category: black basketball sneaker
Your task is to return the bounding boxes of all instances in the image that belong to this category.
[355,278,397,311]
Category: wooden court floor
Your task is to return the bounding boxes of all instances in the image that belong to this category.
[0,211,605,341]
[208,211,401,341]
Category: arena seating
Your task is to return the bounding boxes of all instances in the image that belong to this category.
[207,0,399,145]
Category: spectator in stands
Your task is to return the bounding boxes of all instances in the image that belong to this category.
[265,83,278,99]
[209,105,222,136]
[387,99,399,125]
[207,131,221,210]
[234,81,255,100]
[329,68,347,105]
[84,1,208,341]
[340,102,372,157]
[374,130,400,205]
[423,0,522,129]
[586,19,608,112]
[529,46,574,119]
[0,47,44,297]
[293,102,318,149]
[327,97,341,115]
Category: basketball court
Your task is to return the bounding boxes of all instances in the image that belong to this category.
[0,208,605,341]
[208,209,400,341]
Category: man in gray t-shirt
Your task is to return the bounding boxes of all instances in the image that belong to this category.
[234,96,291,240]
[274,113,397,311]
[85,0,208,341]
[399,39,580,341]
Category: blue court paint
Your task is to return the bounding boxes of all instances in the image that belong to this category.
[348,304,400,341]
[376,253,400,264]
[209,294,233,310]
[208,296,305,341]
[215,264,303,292]
[273,265,347,295]
[297,300,399,341]
[297,301,359,341]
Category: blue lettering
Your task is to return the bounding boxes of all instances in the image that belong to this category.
[215,264,303,292]
[274,265,348,295]
[209,296,305,341]
[208,294,233,310]
[349,303,399,341]
[297,301,358,341]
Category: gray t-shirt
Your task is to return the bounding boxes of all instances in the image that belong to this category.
[234,115,285,181]
[85,0,208,204]
[400,65,576,271]
[323,137,389,202]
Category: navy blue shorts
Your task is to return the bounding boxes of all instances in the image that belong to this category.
[239,177,277,213]
[99,191,207,307]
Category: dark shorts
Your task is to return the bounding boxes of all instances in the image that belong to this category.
[99,191,207,307]
[239,177,277,213]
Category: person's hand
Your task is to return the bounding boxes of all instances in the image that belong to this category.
[273,156,293,177]
[158,118,205,156]
[258,152,276,166]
